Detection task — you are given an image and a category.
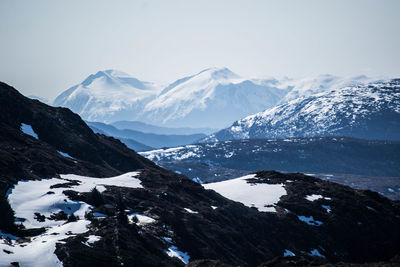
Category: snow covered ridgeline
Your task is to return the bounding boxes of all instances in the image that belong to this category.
[203,174,287,212]
[54,68,375,129]
[1,172,142,267]
[204,79,400,142]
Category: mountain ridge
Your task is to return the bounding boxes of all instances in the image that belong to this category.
[86,121,206,150]
[53,68,380,129]
[203,79,400,142]
[1,81,400,266]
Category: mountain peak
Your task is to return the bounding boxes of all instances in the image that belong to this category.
[203,78,400,142]
[197,67,239,80]
[102,69,132,78]
[81,69,132,86]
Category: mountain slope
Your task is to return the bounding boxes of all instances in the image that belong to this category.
[277,74,373,103]
[111,120,217,135]
[87,121,206,149]
[140,137,400,199]
[53,70,162,122]
[88,124,154,152]
[1,81,400,266]
[204,79,400,142]
[54,69,377,129]
[142,67,287,128]
[53,68,288,128]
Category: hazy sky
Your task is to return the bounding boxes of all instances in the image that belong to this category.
[1,0,399,100]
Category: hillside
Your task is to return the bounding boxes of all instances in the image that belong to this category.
[204,79,400,142]
[1,81,400,266]
[87,121,206,149]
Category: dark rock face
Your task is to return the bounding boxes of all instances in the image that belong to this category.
[1,82,400,266]
[0,81,158,187]
[53,169,400,266]
[51,170,400,266]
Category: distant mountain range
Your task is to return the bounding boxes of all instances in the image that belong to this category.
[111,120,216,135]
[53,68,375,129]
[87,121,206,150]
[204,79,400,142]
[141,137,400,179]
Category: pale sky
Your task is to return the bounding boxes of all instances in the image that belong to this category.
[0,0,399,100]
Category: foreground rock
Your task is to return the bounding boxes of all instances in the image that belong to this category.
[0,82,399,266]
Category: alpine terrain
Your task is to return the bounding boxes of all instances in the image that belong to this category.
[53,70,163,123]
[1,81,400,266]
[53,68,374,129]
[204,79,400,142]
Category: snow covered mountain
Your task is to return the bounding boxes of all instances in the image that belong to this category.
[141,67,287,128]
[53,70,162,122]
[204,79,400,142]
[53,68,385,129]
[52,68,285,128]
[277,74,373,103]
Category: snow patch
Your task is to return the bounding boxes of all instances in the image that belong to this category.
[57,151,74,159]
[1,172,142,266]
[283,249,295,257]
[309,248,325,258]
[298,215,323,226]
[305,194,331,201]
[203,174,287,212]
[20,123,38,139]
[184,208,199,214]
[83,235,101,247]
[166,245,190,264]
[321,205,331,213]
[59,172,142,194]
[128,213,156,225]
[305,194,323,201]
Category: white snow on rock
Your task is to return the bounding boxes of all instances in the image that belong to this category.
[305,194,331,201]
[309,248,325,258]
[20,123,38,139]
[57,151,74,159]
[83,235,101,247]
[184,208,199,214]
[0,219,89,267]
[305,194,323,201]
[298,215,323,226]
[162,236,191,264]
[321,205,331,213]
[1,172,142,266]
[203,174,287,212]
[60,172,142,193]
[140,145,202,162]
[283,249,295,257]
[166,245,191,264]
[128,213,156,225]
